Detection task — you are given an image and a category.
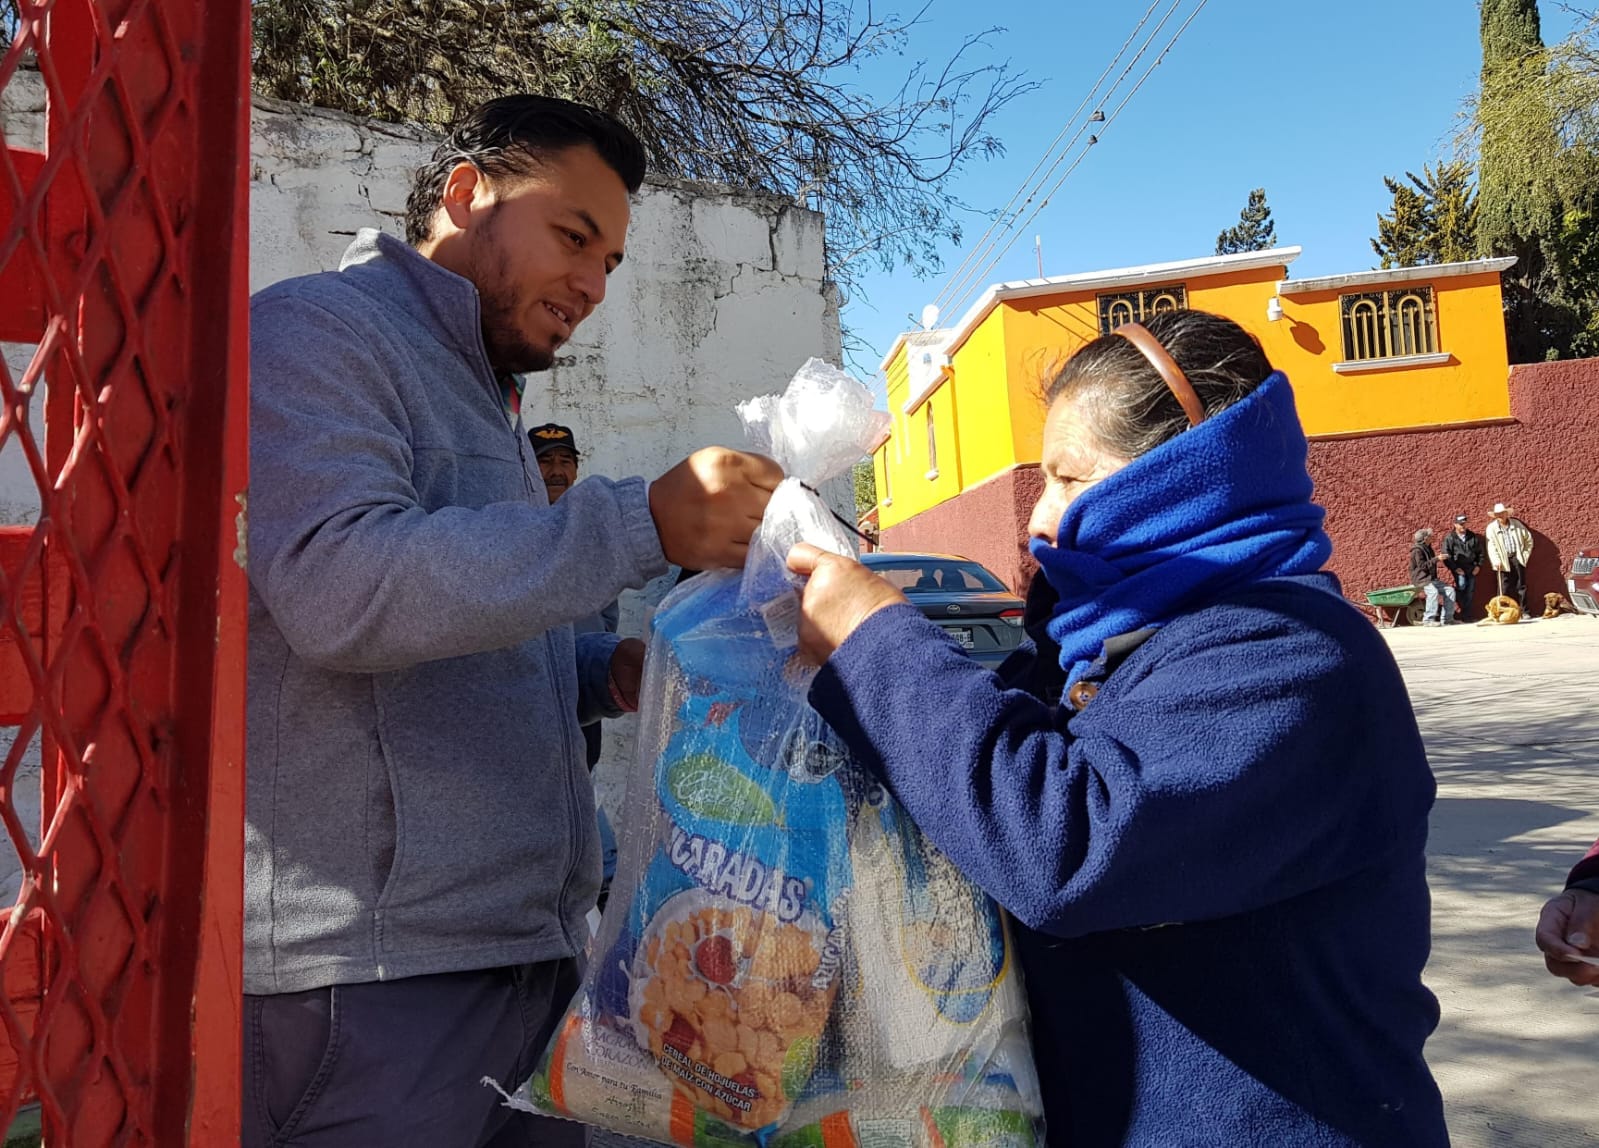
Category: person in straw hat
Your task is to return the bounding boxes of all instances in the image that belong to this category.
[1485,502,1534,610]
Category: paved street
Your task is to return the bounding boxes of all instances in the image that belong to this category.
[0,609,1587,1148]
[1385,612,1599,1148]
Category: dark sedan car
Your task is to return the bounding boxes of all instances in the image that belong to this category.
[860,552,1025,668]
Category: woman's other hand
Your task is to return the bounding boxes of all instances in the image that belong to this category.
[1536,888,1599,986]
[786,543,908,664]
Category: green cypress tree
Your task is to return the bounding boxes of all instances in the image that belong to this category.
[852,459,877,517]
[1215,188,1277,255]
[1476,0,1568,360]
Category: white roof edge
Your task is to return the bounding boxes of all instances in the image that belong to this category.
[943,246,1303,357]
[878,333,909,374]
[1277,257,1517,296]
[986,245,1302,297]
[879,247,1304,372]
[902,363,952,416]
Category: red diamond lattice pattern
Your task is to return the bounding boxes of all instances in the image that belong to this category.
[0,0,237,1143]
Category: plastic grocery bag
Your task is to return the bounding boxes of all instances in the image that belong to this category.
[518,360,1045,1148]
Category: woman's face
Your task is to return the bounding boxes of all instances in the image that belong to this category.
[1026,396,1130,547]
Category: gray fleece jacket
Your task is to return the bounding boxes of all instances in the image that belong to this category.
[245,230,668,994]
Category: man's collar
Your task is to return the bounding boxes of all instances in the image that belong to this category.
[338,229,487,367]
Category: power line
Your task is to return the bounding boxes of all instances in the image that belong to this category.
[991,0,1212,280]
[926,0,1165,317]
[936,0,1212,324]
[931,0,1186,318]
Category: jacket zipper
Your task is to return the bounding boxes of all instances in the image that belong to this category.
[464,318,587,953]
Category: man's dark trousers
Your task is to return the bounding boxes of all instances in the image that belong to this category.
[243,959,589,1148]
[1452,569,1476,619]
[1498,560,1527,610]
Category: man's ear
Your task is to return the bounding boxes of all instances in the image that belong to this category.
[438,162,486,232]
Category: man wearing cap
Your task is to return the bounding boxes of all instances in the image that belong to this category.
[1486,502,1534,610]
[529,421,622,904]
[1443,513,1486,621]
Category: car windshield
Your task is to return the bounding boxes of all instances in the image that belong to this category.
[868,560,1007,593]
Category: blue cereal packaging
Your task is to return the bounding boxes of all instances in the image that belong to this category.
[518,361,1045,1148]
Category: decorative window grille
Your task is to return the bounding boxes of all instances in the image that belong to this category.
[1096,285,1188,334]
[1340,287,1438,361]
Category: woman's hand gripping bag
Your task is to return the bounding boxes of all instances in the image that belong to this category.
[519,360,1045,1148]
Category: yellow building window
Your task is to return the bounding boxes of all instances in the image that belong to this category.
[1097,285,1188,334]
[925,402,938,478]
[1339,287,1438,362]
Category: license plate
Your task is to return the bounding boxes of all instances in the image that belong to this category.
[946,626,975,649]
[1571,583,1599,614]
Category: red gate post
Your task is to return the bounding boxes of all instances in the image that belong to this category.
[0,0,250,1143]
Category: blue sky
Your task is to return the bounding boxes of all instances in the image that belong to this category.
[841,1,1587,379]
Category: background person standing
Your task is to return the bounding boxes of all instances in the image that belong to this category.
[1486,502,1534,610]
[529,420,628,907]
[1410,527,1456,626]
[1443,513,1486,621]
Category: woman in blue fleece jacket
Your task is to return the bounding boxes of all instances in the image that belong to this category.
[787,311,1447,1147]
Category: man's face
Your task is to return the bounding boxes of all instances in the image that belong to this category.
[1455,522,1467,535]
[451,145,631,375]
[538,446,579,503]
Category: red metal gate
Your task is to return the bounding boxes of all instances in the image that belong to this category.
[0,0,248,1143]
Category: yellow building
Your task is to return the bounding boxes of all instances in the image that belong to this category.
[870,247,1515,588]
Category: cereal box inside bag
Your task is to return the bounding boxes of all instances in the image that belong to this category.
[520,361,1045,1147]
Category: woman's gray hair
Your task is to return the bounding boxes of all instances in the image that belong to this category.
[1043,310,1275,460]
[1413,527,1434,544]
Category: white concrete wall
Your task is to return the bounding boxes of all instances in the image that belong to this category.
[249,98,843,493]
[249,97,846,804]
[4,84,846,813]
[1,64,46,528]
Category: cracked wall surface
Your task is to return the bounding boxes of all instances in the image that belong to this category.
[248,99,842,487]
[250,98,844,808]
[2,91,843,538]
[4,88,843,807]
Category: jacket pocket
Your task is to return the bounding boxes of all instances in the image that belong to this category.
[368,735,399,910]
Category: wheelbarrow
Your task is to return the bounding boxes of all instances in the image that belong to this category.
[1366,585,1425,628]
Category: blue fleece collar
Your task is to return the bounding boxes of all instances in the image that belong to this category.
[1029,371,1332,686]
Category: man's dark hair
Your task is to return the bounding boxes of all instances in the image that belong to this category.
[1044,310,1274,460]
[404,95,648,245]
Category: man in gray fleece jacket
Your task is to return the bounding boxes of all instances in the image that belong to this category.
[245,95,781,1148]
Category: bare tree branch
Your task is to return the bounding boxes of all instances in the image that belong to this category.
[250,0,1035,313]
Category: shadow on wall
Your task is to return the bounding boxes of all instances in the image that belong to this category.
[1290,319,1325,356]
[1521,527,1567,606]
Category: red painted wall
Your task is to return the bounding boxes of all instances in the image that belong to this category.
[881,465,1042,591]
[1308,358,1599,616]
[880,359,1599,615]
